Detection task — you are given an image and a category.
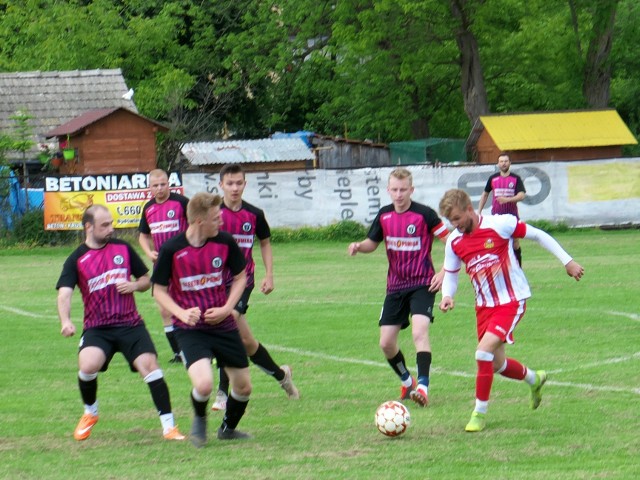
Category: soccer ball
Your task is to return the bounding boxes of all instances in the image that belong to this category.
[375,400,410,437]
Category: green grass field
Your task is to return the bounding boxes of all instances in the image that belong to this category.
[0,230,638,479]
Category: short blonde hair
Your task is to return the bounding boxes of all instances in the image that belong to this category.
[389,167,412,185]
[149,168,168,180]
[439,189,472,218]
[187,192,222,224]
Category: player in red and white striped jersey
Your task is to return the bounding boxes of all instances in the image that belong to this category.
[438,189,584,432]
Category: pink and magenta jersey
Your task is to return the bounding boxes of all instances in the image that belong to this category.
[151,232,246,331]
[444,215,531,307]
[368,202,448,293]
[56,239,148,329]
[220,200,270,287]
[483,172,525,217]
[139,192,189,250]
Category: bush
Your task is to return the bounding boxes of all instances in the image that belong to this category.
[6,210,77,246]
[271,220,368,243]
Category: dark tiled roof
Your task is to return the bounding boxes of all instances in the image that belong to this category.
[0,69,137,154]
[45,107,168,137]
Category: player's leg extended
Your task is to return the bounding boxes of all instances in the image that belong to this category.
[380,325,415,400]
[218,366,252,440]
[74,346,105,440]
[133,352,185,441]
[409,314,431,407]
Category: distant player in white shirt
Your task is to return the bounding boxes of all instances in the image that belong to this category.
[438,189,584,432]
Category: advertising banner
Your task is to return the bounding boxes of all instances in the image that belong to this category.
[43,173,183,230]
[183,158,640,228]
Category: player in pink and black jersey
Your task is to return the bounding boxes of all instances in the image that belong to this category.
[348,167,449,408]
[56,205,185,442]
[139,169,189,363]
[210,163,299,411]
[439,189,584,432]
[477,153,526,265]
[152,192,252,446]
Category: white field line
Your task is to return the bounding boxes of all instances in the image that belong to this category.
[4,303,639,395]
[605,311,640,322]
[266,344,640,396]
[0,305,58,319]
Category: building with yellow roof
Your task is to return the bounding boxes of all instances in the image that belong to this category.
[466,109,637,164]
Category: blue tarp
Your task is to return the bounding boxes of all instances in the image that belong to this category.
[271,131,314,148]
[0,167,44,230]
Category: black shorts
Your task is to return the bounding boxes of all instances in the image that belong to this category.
[175,328,249,370]
[234,285,254,315]
[379,287,436,330]
[79,324,157,373]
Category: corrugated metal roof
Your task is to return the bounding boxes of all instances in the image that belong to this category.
[182,138,315,165]
[479,110,638,150]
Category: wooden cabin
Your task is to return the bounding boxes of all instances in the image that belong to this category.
[466,110,637,164]
[45,108,168,175]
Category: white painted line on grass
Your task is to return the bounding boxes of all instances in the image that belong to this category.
[0,305,57,319]
[266,344,640,396]
[606,311,640,322]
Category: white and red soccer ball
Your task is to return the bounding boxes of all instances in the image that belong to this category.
[375,400,410,437]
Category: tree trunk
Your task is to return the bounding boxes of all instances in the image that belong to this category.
[583,0,618,108]
[450,0,490,125]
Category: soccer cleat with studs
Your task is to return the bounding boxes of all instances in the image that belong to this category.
[211,390,228,411]
[410,384,429,407]
[190,415,207,448]
[530,370,547,410]
[217,426,251,440]
[400,377,417,401]
[163,426,186,441]
[465,411,486,432]
[73,413,99,441]
[279,365,300,399]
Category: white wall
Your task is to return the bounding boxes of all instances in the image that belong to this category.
[183,158,640,228]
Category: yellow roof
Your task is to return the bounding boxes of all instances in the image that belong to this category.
[479,110,638,150]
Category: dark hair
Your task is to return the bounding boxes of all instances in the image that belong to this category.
[81,205,109,227]
[219,163,245,181]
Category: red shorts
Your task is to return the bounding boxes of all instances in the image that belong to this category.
[475,300,526,344]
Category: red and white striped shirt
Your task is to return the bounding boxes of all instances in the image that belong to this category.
[444,215,531,307]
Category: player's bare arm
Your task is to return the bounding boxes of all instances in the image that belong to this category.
[565,260,584,281]
[116,274,150,295]
[153,284,201,326]
[204,270,246,324]
[138,232,158,263]
[348,238,378,256]
[259,237,274,295]
[57,286,76,337]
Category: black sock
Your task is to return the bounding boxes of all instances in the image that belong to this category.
[221,394,249,431]
[78,376,97,406]
[387,350,410,380]
[147,378,172,415]
[191,391,208,418]
[165,329,181,355]
[250,343,284,382]
[218,367,230,395]
[416,351,432,386]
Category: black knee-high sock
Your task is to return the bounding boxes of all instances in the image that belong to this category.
[387,350,410,380]
[78,376,97,406]
[147,378,172,415]
[250,343,284,381]
[191,391,208,418]
[221,394,249,431]
[416,351,432,386]
[165,328,181,355]
[218,367,230,395]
